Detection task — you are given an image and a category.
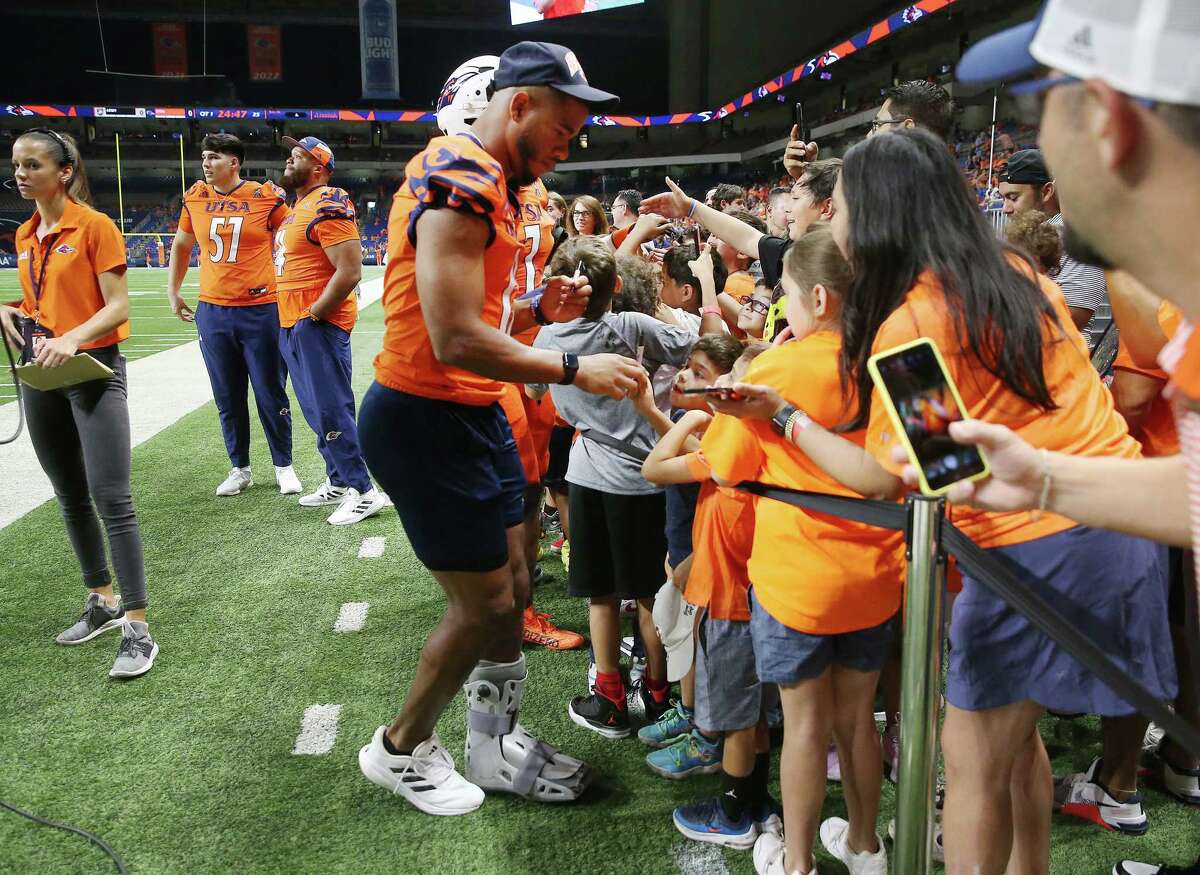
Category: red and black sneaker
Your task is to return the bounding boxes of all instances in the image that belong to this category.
[568,691,631,740]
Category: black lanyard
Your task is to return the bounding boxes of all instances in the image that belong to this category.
[27,231,59,324]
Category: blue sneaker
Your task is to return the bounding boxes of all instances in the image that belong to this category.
[753,793,784,836]
[637,701,694,748]
[673,797,758,849]
[646,729,723,779]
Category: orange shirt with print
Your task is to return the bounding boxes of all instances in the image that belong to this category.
[681,450,755,622]
[178,179,288,307]
[15,198,129,349]
[375,134,521,406]
[702,332,904,634]
[275,186,361,333]
[512,178,556,347]
[867,270,1142,549]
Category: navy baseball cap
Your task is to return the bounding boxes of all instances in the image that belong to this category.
[494,42,620,111]
[282,136,334,171]
[1001,150,1052,185]
[957,4,1045,87]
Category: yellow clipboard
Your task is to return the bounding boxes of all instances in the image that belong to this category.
[15,353,115,391]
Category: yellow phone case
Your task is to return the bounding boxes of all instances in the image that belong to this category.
[867,337,990,497]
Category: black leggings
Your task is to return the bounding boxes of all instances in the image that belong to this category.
[23,345,147,610]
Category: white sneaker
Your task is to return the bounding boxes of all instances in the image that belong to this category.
[820,817,887,875]
[1054,757,1149,834]
[298,478,348,507]
[754,831,817,874]
[275,465,302,495]
[215,467,253,496]
[327,487,388,526]
[887,816,945,863]
[358,726,484,816]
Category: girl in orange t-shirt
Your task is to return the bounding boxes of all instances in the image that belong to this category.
[825,129,1174,873]
[705,227,901,874]
[0,129,158,679]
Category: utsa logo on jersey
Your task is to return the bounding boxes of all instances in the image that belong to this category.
[179,179,288,307]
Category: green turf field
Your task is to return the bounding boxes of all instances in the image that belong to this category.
[0,267,202,406]
[0,287,1197,874]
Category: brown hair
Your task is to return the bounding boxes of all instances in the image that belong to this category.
[567,195,610,237]
[798,158,843,204]
[613,253,660,316]
[783,225,852,331]
[692,334,746,374]
[17,129,93,206]
[547,236,618,320]
[547,190,568,223]
[1003,209,1062,274]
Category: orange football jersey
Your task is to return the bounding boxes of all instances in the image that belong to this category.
[511,179,557,347]
[374,134,522,406]
[178,179,288,307]
[274,186,361,332]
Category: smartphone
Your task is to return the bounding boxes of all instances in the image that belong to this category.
[794,101,809,143]
[867,338,989,497]
[681,387,737,398]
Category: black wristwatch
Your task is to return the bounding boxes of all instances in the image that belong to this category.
[771,404,797,436]
[558,352,579,386]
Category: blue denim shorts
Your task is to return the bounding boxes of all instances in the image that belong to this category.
[749,590,897,686]
[694,612,778,732]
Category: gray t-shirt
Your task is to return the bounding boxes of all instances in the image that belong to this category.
[534,311,695,495]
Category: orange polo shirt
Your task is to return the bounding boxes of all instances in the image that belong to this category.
[15,198,129,349]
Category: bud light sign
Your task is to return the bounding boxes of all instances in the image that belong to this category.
[360,0,399,100]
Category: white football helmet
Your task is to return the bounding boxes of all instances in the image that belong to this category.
[435,55,500,137]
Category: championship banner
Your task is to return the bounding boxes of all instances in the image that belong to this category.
[247,25,282,82]
[152,23,188,78]
[359,0,399,100]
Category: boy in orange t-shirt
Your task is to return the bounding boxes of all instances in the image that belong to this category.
[642,345,783,849]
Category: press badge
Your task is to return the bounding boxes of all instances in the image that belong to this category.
[20,317,53,365]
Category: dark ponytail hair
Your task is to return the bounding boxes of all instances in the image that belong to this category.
[18,128,93,207]
[837,127,1063,430]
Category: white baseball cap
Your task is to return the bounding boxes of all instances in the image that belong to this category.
[958,0,1200,107]
[652,581,697,683]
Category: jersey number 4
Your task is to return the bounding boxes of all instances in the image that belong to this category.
[208,216,244,264]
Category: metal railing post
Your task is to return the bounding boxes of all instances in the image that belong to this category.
[893,495,947,875]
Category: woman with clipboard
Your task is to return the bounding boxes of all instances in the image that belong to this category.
[0,128,158,679]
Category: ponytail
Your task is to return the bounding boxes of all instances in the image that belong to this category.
[18,128,93,207]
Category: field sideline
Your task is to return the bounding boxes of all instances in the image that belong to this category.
[0,267,1196,873]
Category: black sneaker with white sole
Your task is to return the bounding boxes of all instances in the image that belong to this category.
[568,692,630,739]
[56,592,125,645]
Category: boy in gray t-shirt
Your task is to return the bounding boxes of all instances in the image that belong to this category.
[533,237,694,739]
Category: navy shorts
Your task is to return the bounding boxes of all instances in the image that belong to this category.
[750,589,897,686]
[694,612,778,733]
[358,383,525,572]
[947,526,1177,715]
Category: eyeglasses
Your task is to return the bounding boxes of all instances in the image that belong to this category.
[869,117,905,132]
[572,211,590,218]
[741,298,770,315]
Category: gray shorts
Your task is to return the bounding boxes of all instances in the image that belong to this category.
[694,612,778,733]
[750,589,897,686]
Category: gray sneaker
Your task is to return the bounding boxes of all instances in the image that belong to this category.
[109,622,159,679]
[56,592,125,645]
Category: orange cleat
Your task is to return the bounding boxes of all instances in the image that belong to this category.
[522,606,585,651]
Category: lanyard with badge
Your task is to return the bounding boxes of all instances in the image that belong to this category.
[21,235,58,363]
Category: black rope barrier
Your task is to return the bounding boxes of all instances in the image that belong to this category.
[739,482,1200,756]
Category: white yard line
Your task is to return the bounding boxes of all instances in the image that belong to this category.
[672,842,730,875]
[0,277,384,530]
[357,536,386,559]
[292,704,343,755]
[334,602,370,633]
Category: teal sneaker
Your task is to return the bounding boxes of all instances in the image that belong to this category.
[646,729,723,779]
[638,701,694,749]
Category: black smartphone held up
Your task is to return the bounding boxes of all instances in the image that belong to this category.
[867,338,990,496]
[681,387,737,398]
[794,101,809,144]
